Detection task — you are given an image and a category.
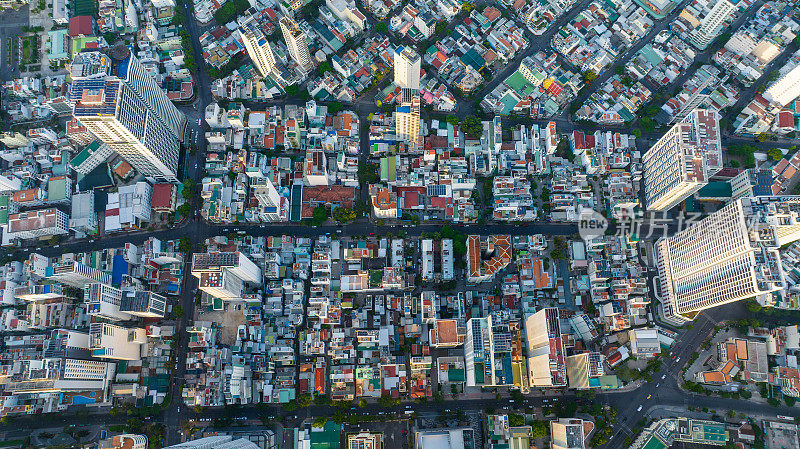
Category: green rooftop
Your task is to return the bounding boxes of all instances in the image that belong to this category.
[48,177,68,202]
[505,70,529,92]
[696,181,732,199]
[310,421,341,449]
[642,436,666,449]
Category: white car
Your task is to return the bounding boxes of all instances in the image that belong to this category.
[637,405,643,412]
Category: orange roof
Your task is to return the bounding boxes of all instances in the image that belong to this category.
[702,371,727,383]
[720,359,737,375]
[726,342,737,362]
[435,319,458,344]
[532,257,552,289]
[736,339,748,361]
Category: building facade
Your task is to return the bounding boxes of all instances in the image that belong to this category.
[69,48,186,182]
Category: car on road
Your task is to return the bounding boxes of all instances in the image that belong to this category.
[646,395,651,400]
[637,405,643,412]
[661,374,666,380]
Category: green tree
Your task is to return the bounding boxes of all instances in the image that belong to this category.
[509,414,525,427]
[285,85,300,96]
[178,236,192,253]
[640,117,656,133]
[745,299,762,313]
[461,115,483,139]
[177,202,192,218]
[312,416,328,428]
[757,132,769,142]
[446,114,459,125]
[358,162,380,184]
[768,148,783,161]
[318,62,333,75]
[530,420,549,438]
[182,179,196,199]
[327,101,343,114]
[375,22,389,34]
[311,206,329,226]
[583,70,597,83]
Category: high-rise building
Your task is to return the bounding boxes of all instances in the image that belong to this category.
[395,88,421,151]
[280,17,313,73]
[99,434,148,449]
[655,197,800,324]
[251,178,282,222]
[464,311,526,389]
[524,308,567,387]
[85,283,127,321]
[69,48,187,182]
[163,436,261,449]
[240,14,277,78]
[764,64,800,107]
[28,255,113,288]
[120,290,167,318]
[689,0,737,49]
[550,418,592,449]
[89,322,146,360]
[191,252,262,301]
[393,46,421,90]
[643,108,721,211]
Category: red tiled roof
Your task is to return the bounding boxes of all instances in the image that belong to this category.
[69,16,94,37]
[151,183,176,210]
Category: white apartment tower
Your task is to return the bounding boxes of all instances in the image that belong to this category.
[394,46,421,90]
[252,177,282,222]
[89,322,147,360]
[689,0,738,49]
[191,252,262,301]
[42,258,112,288]
[524,308,567,387]
[655,196,800,324]
[764,64,800,107]
[69,48,187,182]
[85,283,128,321]
[240,15,278,78]
[395,89,421,151]
[643,108,722,211]
[280,17,313,73]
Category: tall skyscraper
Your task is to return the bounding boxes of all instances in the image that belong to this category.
[655,196,800,324]
[764,64,800,107]
[394,46,421,90]
[689,0,737,49]
[524,308,567,387]
[69,48,187,182]
[280,17,313,73]
[395,88,421,151]
[191,252,262,301]
[240,15,277,78]
[643,108,721,211]
[251,177,282,222]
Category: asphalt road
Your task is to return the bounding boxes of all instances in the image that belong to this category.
[0,5,29,82]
